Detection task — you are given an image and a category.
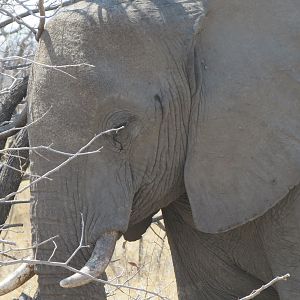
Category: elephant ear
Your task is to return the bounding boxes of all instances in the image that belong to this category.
[184,1,300,233]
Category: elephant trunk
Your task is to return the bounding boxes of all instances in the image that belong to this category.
[60,231,118,288]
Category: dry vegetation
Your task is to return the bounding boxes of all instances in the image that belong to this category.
[0,182,178,300]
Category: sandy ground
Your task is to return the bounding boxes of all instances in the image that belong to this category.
[0,183,177,299]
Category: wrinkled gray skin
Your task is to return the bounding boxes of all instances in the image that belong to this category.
[27,0,300,299]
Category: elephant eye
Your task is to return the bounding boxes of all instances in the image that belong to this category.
[104,111,138,152]
[111,122,128,152]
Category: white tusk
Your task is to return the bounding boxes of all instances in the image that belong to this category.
[60,231,118,288]
[0,261,34,295]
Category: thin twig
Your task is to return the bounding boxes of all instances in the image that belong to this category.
[0,144,103,157]
[1,56,95,79]
[0,258,168,299]
[0,0,76,29]
[0,7,37,35]
[64,213,90,264]
[3,63,32,70]
[239,274,290,300]
[48,240,58,262]
[0,223,23,230]
[0,127,124,202]
[0,214,168,299]
[0,71,23,95]
[0,239,16,246]
[0,199,32,205]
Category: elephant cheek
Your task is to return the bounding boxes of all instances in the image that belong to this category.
[82,156,133,242]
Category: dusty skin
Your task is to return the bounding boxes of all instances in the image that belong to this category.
[2,0,300,299]
[0,183,177,300]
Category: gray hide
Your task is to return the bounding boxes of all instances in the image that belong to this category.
[185,0,300,233]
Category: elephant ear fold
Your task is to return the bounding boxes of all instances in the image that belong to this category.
[184,13,300,233]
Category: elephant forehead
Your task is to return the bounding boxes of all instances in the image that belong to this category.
[41,0,205,64]
[54,0,204,30]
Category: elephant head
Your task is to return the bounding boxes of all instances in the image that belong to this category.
[17,1,206,298]
[2,0,300,298]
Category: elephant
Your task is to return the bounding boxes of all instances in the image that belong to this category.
[1,0,300,299]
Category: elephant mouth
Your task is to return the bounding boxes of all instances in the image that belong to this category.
[0,231,119,294]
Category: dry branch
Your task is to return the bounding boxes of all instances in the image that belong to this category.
[0,238,16,246]
[0,7,37,35]
[0,223,23,230]
[0,127,123,203]
[0,76,28,131]
[35,0,45,41]
[1,56,95,79]
[0,129,29,226]
[0,214,169,299]
[152,215,163,223]
[0,0,76,29]
[0,104,27,140]
[239,274,290,300]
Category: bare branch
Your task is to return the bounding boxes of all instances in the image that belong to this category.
[35,0,45,41]
[0,76,28,146]
[3,63,31,70]
[0,144,103,157]
[0,239,16,246]
[0,0,76,29]
[47,240,58,262]
[0,257,169,299]
[239,274,290,300]
[0,215,168,299]
[0,71,23,95]
[0,223,23,230]
[0,7,37,35]
[0,199,32,205]
[0,102,51,142]
[1,56,95,79]
[0,129,29,225]
[152,215,163,223]
[0,104,27,139]
[0,126,123,203]
[64,213,89,264]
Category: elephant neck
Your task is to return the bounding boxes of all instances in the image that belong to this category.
[162,195,278,300]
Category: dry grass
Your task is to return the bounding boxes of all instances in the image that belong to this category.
[0,182,177,299]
